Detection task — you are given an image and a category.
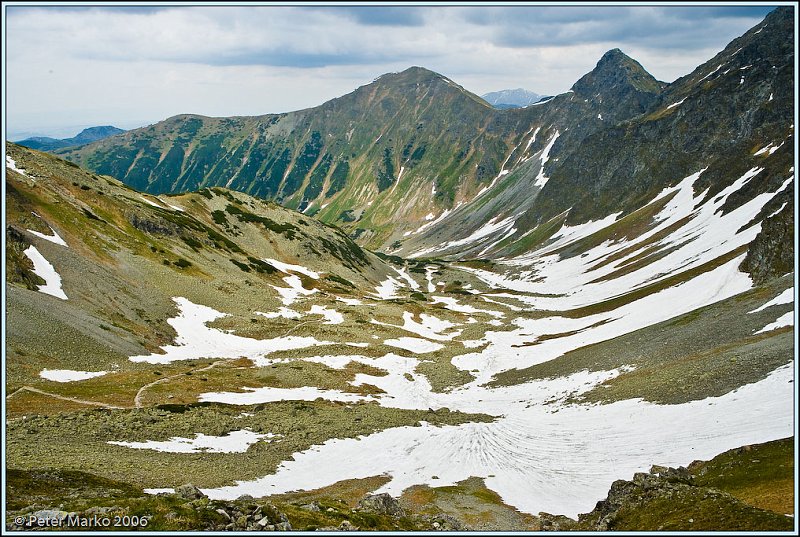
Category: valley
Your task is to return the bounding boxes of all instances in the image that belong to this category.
[4,6,795,532]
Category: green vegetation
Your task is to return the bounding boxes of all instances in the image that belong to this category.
[377,147,396,191]
[225,203,297,238]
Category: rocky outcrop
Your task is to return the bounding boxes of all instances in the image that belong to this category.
[356,493,406,517]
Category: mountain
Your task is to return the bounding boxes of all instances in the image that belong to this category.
[6,6,794,531]
[56,59,662,250]
[481,88,546,109]
[16,125,125,151]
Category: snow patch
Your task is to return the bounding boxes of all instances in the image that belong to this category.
[384,337,444,354]
[129,297,332,365]
[109,431,277,453]
[666,98,686,110]
[40,369,108,382]
[256,307,302,320]
[263,258,320,279]
[309,305,344,325]
[6,155,30,177]
[23,245,67,300]
[28,226,68,247]
[749,288,793,313]
[755,312,793,334]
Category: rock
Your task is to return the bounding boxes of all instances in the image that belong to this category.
[216,508,232,521]
[539,512,576,531]
[428,514,465,531]
[356,493,405,517]
[30,509,68,522]
[338,520,358,531]
[174,483,207,500]
[300,501,322,512]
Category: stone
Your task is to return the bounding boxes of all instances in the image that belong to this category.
[356,492,405,517]
[174,483,207,500]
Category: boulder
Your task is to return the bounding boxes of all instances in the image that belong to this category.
[356,493,405,517]
[174,483,207,500]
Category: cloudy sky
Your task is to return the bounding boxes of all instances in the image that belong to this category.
[4,3,780,140]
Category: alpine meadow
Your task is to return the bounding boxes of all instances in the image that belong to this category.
[4,4,797,533]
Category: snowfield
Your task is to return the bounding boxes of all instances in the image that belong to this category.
[134,165,794,518]
[201,365,793,518]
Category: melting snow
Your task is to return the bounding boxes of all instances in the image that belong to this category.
[370,276,404,300]
[139,196,164,209]
[431,296,504,318]
[750,288,794,313]
[754,141,784,156]
[372,312,461,341]
[337,297,364,306]
[308,305,344,325]
[159,198,185,212]
[755,312,794,334]
[768,202,787,218]
[524,127,541,152]
[6,155,30,177]
[134,160,794,518]
[383,337,444,354]
[666,98,686,110]
[427,215,517,254]
[40,369,108,382]
[256,307,302,320]
[23,246,67,300]
[272,275,318,306]
[698,64,723,83]
[393,266,420,291]
[129,297,332,365]
[201,364,793,518]
[263,258,320,279]
[109,430,278,453]
[200,386,370,405]
[28,226,68,247]
[425,266,438,293]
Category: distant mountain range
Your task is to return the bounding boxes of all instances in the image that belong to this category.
[16,125,125,151]
[56,7,791,281]
[480,88,548,109]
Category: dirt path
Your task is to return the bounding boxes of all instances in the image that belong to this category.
[133,359,231,408]
[8,386,126,409]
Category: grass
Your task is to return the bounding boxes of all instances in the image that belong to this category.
[690,437,795,515]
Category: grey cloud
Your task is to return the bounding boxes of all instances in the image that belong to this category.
[485,6,771,50]
[310,6,427,27]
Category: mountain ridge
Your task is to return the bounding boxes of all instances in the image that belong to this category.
[17,125,125,152]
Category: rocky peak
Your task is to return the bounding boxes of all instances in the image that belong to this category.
[572,48,663,99]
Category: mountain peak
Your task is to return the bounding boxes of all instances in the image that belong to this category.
[572,48,664,110]
[572,48,662,97]
[375,66,446,85]
[599,48,627,62]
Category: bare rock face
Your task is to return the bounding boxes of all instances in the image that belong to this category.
[356,493,406,517]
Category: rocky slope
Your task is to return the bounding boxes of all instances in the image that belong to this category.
[481,88,546,109]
